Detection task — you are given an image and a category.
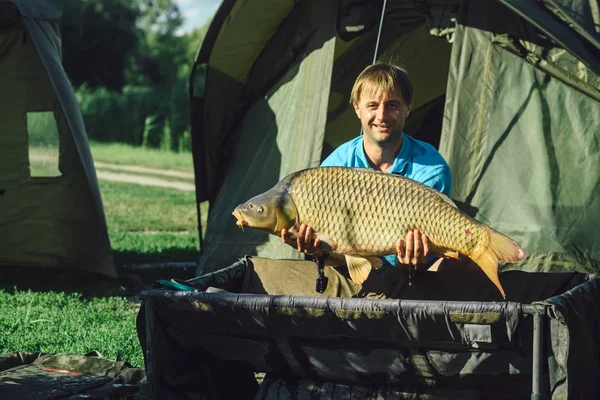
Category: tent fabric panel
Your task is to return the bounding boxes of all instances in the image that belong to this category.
[21,15,116,276]
[0,24,51,188]
[538,0,600,49]
[21,16,106,225]
[208,0,294,85]
[197,1,338,274]
[0,7,116,276]
[198,1,294,202]
[491,34,600,102]
[10,0,62,20]
[0,178,115,275]
[500,0,600,75]
[440,8,600,273]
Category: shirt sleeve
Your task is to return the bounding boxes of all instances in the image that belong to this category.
[321,144,351,167]
[417,164,452,197]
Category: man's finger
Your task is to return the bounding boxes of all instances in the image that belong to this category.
[422,233,430,258]
[297,224,307,251]
[304,226,313,252]
[412,229,421,265]
[405,231,414,264]
[397,237,408,264]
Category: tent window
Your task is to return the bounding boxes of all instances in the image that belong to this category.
[27,111,62,178]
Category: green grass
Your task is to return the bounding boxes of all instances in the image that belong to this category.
[111,232,200,265]
[99,180,198,233]
[98,180,205,264]
[3,141,207,375]
[90,140,194,172]
[91,143,208,265]
[0,289,143,369]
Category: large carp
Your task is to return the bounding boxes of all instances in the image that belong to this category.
[232,167,526,298]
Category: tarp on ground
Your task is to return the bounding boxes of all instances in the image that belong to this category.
[190,0,600,276]
[0,351,145,399]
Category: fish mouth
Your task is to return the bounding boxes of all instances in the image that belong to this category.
[232,208,247,230]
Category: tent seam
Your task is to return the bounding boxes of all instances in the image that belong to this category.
[467,40,493,196]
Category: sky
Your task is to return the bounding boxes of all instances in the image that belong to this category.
[174,0,222,35]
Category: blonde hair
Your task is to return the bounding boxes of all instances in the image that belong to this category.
[350,63,414,107]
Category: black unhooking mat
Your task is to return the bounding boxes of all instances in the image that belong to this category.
[0,351,145,399]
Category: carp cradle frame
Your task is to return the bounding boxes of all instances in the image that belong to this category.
[140,290,548,400]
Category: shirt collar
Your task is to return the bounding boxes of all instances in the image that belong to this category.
[359,133,411,174]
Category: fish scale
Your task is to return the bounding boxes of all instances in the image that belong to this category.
[287,167,484,256]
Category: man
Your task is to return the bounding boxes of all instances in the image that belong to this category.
[281,62,452,271]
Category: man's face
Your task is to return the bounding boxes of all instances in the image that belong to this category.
[353,86,411,146]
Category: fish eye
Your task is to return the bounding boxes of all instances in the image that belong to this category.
[257,206,264,215]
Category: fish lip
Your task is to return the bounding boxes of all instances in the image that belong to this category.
[232,209,247,228]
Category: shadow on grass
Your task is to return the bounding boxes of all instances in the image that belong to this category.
[0,251,199,299]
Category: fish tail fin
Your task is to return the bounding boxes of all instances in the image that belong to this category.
[472,229,527,299]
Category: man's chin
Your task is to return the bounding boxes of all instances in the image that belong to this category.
[370,132,401,144]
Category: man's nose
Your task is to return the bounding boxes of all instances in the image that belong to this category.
[375,105,386,120]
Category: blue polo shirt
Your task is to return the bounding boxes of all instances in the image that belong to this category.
[321,133,452,266]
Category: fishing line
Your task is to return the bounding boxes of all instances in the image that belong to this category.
[372,0,388,64]
[361,0,388,136]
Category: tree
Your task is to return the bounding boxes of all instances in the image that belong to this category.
[56,0,188,91]
[57,0,140,90]
[128,0,187,87]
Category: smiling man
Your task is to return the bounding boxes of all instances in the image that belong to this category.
[282,62,452,270]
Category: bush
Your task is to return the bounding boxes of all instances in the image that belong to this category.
[76,76,191,152]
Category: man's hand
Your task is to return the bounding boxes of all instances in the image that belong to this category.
[395,229,430,266]
[281,224,323,256]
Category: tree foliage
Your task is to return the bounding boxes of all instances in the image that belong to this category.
[55,0,206,90]
[55,0,211,149]
[56,0,140,90]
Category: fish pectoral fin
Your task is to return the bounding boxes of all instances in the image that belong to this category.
[366,256,384,270]
[314,233,338,252]
[344,255,375,284]
[428,243,460,260]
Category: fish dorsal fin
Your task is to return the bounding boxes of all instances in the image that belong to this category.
[345,255,381,284]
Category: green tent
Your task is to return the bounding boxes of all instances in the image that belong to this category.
[190,0,600,276]
[0,0,116,277]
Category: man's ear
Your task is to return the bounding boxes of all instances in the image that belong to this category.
[406,104,412,117]
[353,102,360,118]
